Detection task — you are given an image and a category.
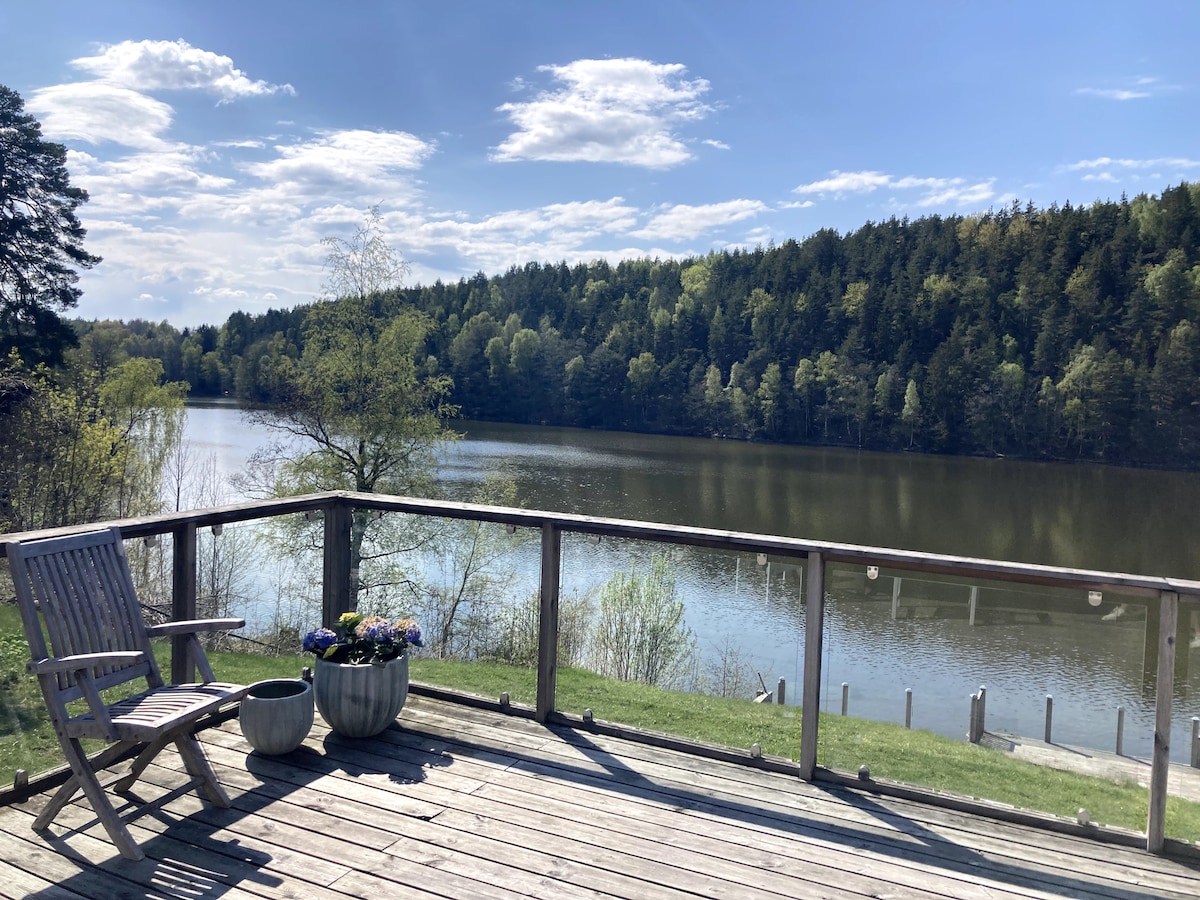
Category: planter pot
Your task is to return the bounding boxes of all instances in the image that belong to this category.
[239,678,314,755]
[313,654,409,738]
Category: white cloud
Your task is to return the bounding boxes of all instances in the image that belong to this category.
[779,199,815,209]
[794,170,998,208]
[1074,87,1151,101]
[632,200,767,241]
[28,82,176,149]
[794,170,893,194]
[71,148,236,203]
[245,129,435,194]
[71,39,295,101]
[703,139,731,150]
[1073,77,1178,102]
[493,58,713,168]
[1067,156,1200,171]
[916,179,997,207]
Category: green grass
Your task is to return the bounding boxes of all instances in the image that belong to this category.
[2,606,1198,843]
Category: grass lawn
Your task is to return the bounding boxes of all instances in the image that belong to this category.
[1,603,1197,843]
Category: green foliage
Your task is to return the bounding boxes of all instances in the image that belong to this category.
[241,213,461,608]
[75,182,1200,468]
[0,351,183,532]
[0,85,100,368]
[591,553,697,688]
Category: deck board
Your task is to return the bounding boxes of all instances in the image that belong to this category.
[1,694,1198,899]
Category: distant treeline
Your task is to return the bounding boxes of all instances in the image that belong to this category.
[82,183,1200,469]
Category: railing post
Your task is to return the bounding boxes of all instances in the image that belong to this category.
[322,501,352,627]
[535,523,561,724]
[170,523,197,685]
[799,552,825,780]
[1147,590,1178,854]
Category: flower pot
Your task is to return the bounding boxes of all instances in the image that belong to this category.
[313,654,409,738]
[239,678,314,755]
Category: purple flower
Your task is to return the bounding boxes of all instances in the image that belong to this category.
[404,623,422,647]
[359,618,398,643]
[302,627,338,654]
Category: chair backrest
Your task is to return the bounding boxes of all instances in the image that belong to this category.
[6,526,163,705]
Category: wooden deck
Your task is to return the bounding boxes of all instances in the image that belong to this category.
[2,696,1199,900]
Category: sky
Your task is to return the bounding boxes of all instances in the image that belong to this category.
[3,1,1198,329]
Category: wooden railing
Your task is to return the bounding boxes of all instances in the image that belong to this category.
[4,489,1199,854]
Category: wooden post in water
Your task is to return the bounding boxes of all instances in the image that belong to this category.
[1147,590,1179,854]
[1191,718,1199,769]
[535,523,562,724]
[891,576,902,619]
[1116,707,1125,756]
[1044,695,1053,743]
[841,682,849,716]
[969,692,980,743]
[799,552,825,781]
[905,688,913,729]
[776,677,786,705]
[969,585,979,626]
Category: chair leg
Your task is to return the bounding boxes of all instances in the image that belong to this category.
[112,735,171,793]
[32,773,81,831]
[173,731,232,808]
[41,738,144,861]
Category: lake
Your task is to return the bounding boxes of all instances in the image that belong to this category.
[183,401,1200,761]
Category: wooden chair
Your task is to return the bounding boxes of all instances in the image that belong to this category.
[4,526,248,860]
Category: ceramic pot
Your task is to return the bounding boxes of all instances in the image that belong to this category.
[239,678,314,754]
[313,654,409,738]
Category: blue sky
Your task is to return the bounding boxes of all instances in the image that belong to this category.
[3,1,1198,328]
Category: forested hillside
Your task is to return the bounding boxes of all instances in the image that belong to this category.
[85,184,1200,469]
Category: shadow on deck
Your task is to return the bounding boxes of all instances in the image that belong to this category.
[1,695,1199,899]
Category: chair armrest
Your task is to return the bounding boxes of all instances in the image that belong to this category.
[27,651,146,676]
[145,617,246,637]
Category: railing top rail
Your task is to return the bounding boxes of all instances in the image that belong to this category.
[3,489,1197,600]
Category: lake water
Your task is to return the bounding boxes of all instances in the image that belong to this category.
[184,401,1200,762]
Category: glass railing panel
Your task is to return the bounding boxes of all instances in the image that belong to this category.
[812,563,1200,841]
[390,512,541,705]
[553,534,806,758]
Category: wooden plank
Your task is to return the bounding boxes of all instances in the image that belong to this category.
[394,699,1200,898]
[535,522,561,724]
[171,521,198,684]
[208,725,1026,900]
[1148,590,1179,852]
[156,746,712,900]
[7,491,1199,599]
[5,694,1200,900]
[800,551,824,779]
[323,502,351,624]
